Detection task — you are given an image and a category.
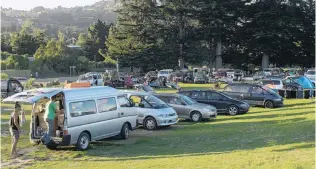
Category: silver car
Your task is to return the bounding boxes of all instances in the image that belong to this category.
[124,92,178,130]
[155,94,217,122]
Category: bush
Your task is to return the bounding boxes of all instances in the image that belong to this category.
[0,73,9,80]
[25,78,36,89]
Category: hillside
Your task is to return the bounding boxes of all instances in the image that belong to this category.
[1,0,119,34]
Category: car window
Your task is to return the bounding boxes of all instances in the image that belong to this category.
[191,91,206,99]
[208,92,223,100]
[118,96,131,107]
[97,98,117,113]
[168,97,182,105]
[130,95,151,108]
[262,80,273,85]
[272,80,281,85]
[69,100,97,117]
[224,85,249,93]
[252,87,264,94]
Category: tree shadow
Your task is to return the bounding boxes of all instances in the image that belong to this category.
[244,106,315,114]
[272,142,315,152]
[283,101,315,108]
[29,117,315,163]
[214,111,315,122]
[81,117,314,160]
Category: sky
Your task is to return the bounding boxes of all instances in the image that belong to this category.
[1,0,103,10]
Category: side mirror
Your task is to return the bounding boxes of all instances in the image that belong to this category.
[139,103,145,108]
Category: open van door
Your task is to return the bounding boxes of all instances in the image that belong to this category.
[2,88,63,104]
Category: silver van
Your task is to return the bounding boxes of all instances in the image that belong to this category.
[3,86,137,150]
[124,92,178,130]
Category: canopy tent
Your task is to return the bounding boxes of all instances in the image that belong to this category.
[293,76,315,89]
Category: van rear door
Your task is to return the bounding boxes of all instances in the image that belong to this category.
[2,88,62,104]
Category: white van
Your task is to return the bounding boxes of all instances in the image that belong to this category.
[124,91,178,130]
[77,72,104,86]
[158,69,173,78]
[3,86,137,150]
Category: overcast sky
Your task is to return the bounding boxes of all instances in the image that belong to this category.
[1,0,103,10]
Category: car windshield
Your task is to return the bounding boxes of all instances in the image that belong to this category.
[306,70,315,75]
[144,95,169,108]
[180,95,197,105]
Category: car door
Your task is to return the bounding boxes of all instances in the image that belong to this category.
[249,86,266,106]
[129,95,152,124]
[190,91,207,103]
[166,96,189,119]
[206,91,228,113]
[7,80,24,97]
[95,97,121,136]
[236,86,252,104]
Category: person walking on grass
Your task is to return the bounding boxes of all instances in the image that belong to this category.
[9,102,22,158]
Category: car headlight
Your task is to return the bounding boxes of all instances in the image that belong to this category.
[274,98,282,101]
[158,114,168,118]
[240,104,248,108]
[202,108,211,112]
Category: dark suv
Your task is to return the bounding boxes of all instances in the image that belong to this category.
[178,90,250,115]
[222,83,283,108]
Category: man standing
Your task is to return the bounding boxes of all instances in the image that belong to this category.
[9,102,21,158]
[41,96,61,145]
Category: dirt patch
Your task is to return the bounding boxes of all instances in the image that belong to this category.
[1,146,39,169]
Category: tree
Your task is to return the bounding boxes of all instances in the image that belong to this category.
[78,20,111,62]
[10,32,39,55]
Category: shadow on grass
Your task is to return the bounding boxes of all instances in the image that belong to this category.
[244,106,315,114]
[80,118,314,159]
[214,111,315,123]
[272,142,315,152]
[283,101,315,108]
[22,117,315,163]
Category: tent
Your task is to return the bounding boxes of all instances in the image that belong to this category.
[293,76,315,89]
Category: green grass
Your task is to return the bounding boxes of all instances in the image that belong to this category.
[1,92,315,168]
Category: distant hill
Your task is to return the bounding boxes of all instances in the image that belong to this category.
[1,0,119,35]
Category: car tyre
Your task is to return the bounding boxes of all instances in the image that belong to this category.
[228,105,239,116]
[76,132,90,151]
[45,143,58,150]
[191,111,202,122]
[144,117,157,130]
[120,123,129,140]
[264,100,274,108]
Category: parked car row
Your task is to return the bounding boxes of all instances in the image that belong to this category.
[3,78,289,151]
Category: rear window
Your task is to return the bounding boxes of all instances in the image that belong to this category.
[307,70,315,75]
[224,85,250,93]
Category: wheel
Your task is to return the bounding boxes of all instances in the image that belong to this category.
[264,100,274,108]
[76,132,90,151]
[190,111,202,122]
[228,105,239,116]
[144,117,157,130]
[120,123,129,140]
[45,143,58,150]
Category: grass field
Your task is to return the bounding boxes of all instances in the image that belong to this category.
[0,85,315,169]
